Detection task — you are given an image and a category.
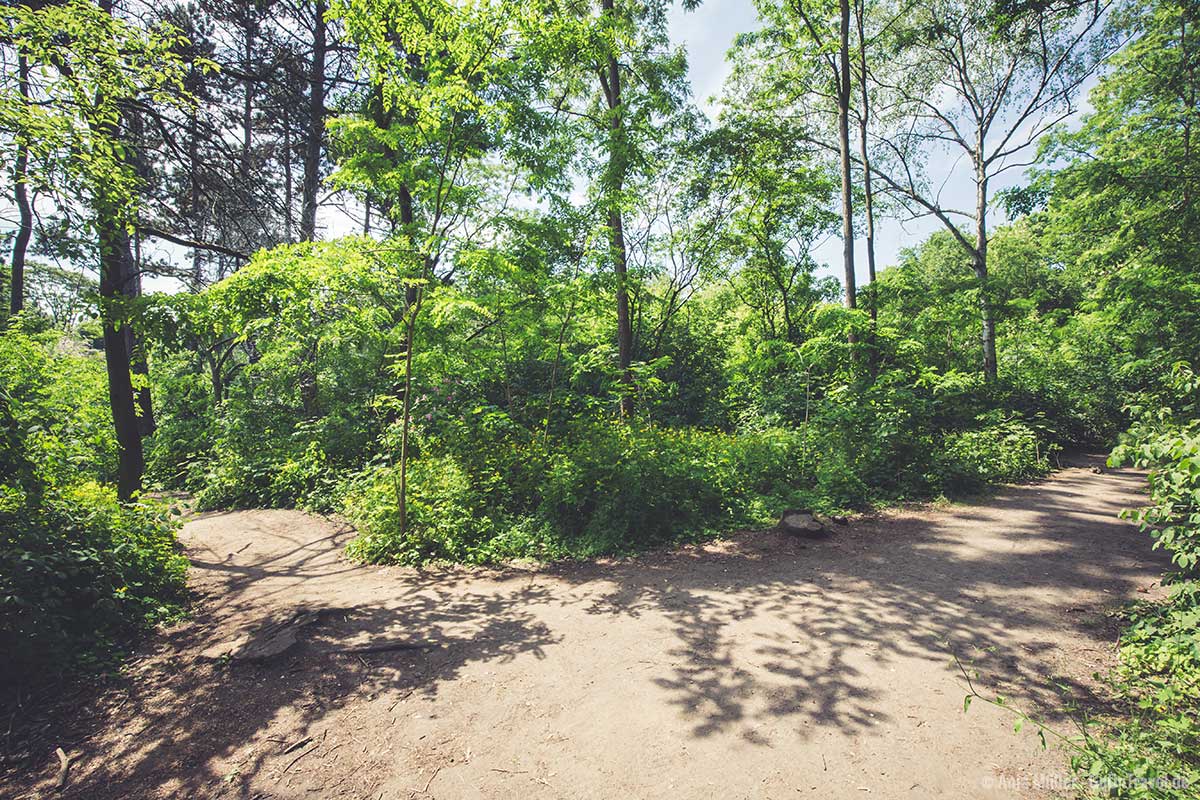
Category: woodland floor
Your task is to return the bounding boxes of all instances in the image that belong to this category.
[3,456,1171,800]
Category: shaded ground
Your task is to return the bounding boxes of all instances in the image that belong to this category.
[2,460,1168,799]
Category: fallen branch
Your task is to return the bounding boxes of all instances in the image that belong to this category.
[54,747,72,791]
[324,641,437,656]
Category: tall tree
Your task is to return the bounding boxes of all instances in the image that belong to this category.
[300,0,327,240]
[853,0,877,320]
[598,0,636,415]
[1024,0,1200,363]
[1,0,195,498]
[866,0,1112,380]
[330,0,548,532]
[8,52,31,316]
[537,0,693,415]
[748,0,857,309]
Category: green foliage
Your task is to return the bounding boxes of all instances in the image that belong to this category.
[937,418,1055,493]
[343,418,818,565]
[0,324,186,680]
[0,319,117,484]
[143,223,1065,565]
[1071,363,1200,798]
[0,0,203,220]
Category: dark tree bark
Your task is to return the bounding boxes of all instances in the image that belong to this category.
[90,0,145,500]
[837,0,856,311]
[187,103,206,289]
[283,102,294,242]
[121,246,156,438]
[9,53,32,316]
[241,8,254,180]
[300,0,327,241]
[98,206,146,501]
[600,0,635,417]
[854,0,876,322]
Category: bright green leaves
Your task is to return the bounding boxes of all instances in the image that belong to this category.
[0,0,203,224]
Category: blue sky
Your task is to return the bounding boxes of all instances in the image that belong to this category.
[667,0,1030,281]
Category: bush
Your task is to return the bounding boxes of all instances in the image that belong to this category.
[342,418,820,564]
[935,418,1055,494]
[1071,363,1200,798]
[0,477,187,679]
[0,325,187,681]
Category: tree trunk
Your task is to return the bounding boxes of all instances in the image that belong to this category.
[122,241,156,437]
[188,104,205,289]
[601,0,634,417]
[837,0,856,312]
[209,353,224,407]
[98,207,145,501]
[89,0,144,500]
[855,1,876,322]
[300,0,327,241]
[283,103,294,242]
[9,53,32,317]
[974,159,997,381]
[241,8,255,182]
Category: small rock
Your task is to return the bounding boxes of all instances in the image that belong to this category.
[779,509,826,536]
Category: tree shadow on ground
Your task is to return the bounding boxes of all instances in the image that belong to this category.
[0,463,1168,798]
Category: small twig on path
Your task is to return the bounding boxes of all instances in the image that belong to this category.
[283,741,318,773]
[282,736,312,754]
[388,689,415,712]
[423,765,442,793]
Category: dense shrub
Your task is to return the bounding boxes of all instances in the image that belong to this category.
[121,229,1077,569]
[936,418,1055,493]
[1071,363,1200,798]
[0,324,187,680]
[343,419,822,565]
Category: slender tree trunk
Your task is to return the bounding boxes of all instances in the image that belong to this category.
[974,157,997,380]
[837,0,856,311]
[392,182,422,533]
[10,53,32,317]
[123,236,156,437]
[299,339,319,416]
[396,301,419,535]
[188,105,205,289]
[98,206,145,501]
[241,9,255,182]
[601,0,635,417]
[209,353,224,407]
[283,104,295,242]
[89,1,144,501]
[854,1,876,322]
[300,0,327,241]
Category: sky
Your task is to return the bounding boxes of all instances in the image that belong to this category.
[667,0,984,281]
[666,0,1045,283]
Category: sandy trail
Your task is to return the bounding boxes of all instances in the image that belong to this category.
[7,461,1167,799]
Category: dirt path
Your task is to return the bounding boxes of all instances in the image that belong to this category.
[8,461,1168,799]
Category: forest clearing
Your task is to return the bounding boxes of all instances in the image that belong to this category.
[4,462,1168,799]
[3,0,1199,796]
